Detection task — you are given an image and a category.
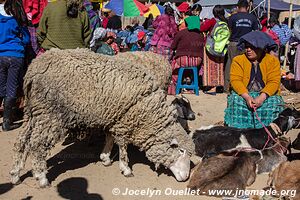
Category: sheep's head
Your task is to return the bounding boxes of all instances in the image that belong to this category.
[168,138,192,181]
[145,122,195,182]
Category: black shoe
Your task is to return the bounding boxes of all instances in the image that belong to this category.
[2,97,16,131]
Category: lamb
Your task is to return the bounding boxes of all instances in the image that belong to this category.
[268,160,300,200]
[10,48,195,187]
[192,107,300,158]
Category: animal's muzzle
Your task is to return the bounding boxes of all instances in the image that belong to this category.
[188,113,196,121]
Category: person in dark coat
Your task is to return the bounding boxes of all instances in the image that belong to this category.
[142,14,153,30]
[106,11,122,31]
[224,0,259,93]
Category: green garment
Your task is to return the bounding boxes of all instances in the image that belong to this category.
[95,42,114,56]
[37,0,91,50]
[184,16,200,31]
[224,91,284,129]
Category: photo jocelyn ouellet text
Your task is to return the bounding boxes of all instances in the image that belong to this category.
[111,187,297,198]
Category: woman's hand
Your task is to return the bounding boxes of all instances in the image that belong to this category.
[241,93,255,109]
[253,93,268,108]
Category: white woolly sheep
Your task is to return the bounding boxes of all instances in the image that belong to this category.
[66,51,195,173]
[115,51,172,91]
[100,51,172,167]
[10,48,195,187]
[98,51,195,170]
[100,94,196,168]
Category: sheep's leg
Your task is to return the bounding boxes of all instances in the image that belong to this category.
[31,150,49,188]
[31,118,66,188]
[119,144,133,177]
[100,133,114,166]
[10,122,31,184]
[10,149,29,184]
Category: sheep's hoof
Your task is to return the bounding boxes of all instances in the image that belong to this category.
[123,172,134,177]
[101,160,112,166]
[39,178,50,188]
[11,175,21,185]
[100,153,112,166]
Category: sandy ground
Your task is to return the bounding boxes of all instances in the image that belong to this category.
[0,92,299,200]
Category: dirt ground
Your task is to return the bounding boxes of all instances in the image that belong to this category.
[0,92,299,200]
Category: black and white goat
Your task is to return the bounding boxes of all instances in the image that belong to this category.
[172,95,195,133]
[192,108,300,158]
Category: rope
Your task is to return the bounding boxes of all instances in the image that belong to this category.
[234,147,260,157]
[253,107,287,153]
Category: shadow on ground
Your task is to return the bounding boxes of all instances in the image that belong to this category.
[0,183,13,195]
[57,177,103,200]
[18,132,178,185]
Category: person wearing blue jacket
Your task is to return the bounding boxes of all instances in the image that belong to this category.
[0,0,30,131]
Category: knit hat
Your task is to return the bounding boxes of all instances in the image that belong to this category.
[177,2,190,13]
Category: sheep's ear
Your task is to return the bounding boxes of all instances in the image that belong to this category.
[170,138,179,148]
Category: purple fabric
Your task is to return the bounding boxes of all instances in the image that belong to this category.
[28,26,39,54]
[150,14,178,48]
[83,0,101,31]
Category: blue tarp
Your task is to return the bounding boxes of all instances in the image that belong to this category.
[237,31,277,51]
[253,0,300,11]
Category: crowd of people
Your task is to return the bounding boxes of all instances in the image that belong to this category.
[0,0,299,131]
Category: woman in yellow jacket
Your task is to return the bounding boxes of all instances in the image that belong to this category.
[224,31,284,128]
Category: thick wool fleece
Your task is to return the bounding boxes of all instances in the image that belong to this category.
[14,48,194,177]
[115,51,172,91]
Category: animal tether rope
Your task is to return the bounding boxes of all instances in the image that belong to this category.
[253,107,287,153]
